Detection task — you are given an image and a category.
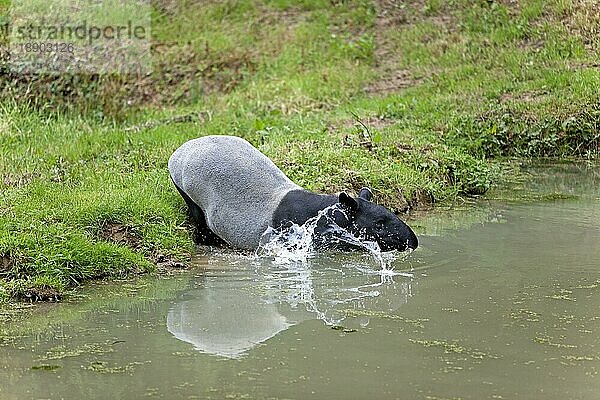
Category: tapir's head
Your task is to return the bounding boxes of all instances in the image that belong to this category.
[338,187,418,252]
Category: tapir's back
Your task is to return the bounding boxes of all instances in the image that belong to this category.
[168,135,300,249]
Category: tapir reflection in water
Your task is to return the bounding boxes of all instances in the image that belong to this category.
[166,260,414,358]
[167,287,292,359]
[168,135,418,251]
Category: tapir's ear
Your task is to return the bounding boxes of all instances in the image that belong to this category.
[359,187,373,201]
[339,192,359,212]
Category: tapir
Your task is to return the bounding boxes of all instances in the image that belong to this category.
[168,135,418,251]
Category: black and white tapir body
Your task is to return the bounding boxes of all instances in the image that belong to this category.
[168,135,418,252]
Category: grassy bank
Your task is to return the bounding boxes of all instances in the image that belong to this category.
[1,0,598,300]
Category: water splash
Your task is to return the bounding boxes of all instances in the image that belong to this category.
[251,205,417,325]
[251,256,415,326]
[256,204,413,276]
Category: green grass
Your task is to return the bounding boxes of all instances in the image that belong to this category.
[0,0,598,300]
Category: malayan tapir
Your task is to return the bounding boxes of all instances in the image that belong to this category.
[168,135,418,252]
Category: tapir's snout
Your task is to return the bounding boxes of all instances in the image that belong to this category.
[394,220,419,252]
[406,228,418,250]
[396,226,418,252]
[376,223,418,252]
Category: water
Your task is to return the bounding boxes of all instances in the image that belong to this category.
[1,163,599,399]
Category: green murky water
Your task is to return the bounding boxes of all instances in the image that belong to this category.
[1,164,599,399]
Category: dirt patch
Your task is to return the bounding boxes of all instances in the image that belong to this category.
[500,90,549,104]
[366,0,449,95]
[255,5,306,27]
[375,0,424,26]
[374,188,433,215]
[519,37,546,52]
[99,222,142,249]
[568,60,600,70]
[22,286,61,302]
[411,189,435,211]
[372,0,411,66]
[390,189,412,214]
[0,255,13,274]
[330,115,398,133]
[494,0,521,15]
[560,0,599,53]
[150,252,186,270]
[2,172,40,188]
[364,70,423,95]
